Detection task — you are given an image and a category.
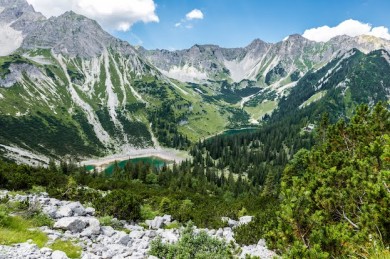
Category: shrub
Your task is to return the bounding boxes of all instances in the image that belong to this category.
[159,197,172,214]
[98,215,123,229]
[237,207,248,218]
[93,190,141,221]
[29,213,54,228]
[30,185,46,194]
[149,222,233,258]
[267,104,390,257]
[164,221,181,229]
[140,204,159,220]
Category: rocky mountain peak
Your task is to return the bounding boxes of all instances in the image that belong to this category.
[0,0,45,29]
[0,0,33,10]
[21,10,127,58]
[245,38,268,51]
[287,33,305,41]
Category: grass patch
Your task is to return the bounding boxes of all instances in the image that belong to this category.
[164,221,181,229]
[98,215,121,228]
[29,213,54,228]
[49,239,82,259]
[244,100,277,121]
[299,90,327,109]
[98,215,130,233]
[0,228,48,247]
[0,210,48,247]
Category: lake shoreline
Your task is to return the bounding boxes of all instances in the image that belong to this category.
[80,147,189,172]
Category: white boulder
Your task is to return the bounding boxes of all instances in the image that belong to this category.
[56,202,86,218]
[81,218,101,236]
[51,250,69,259]
[239,216,253,225]
[53,217,87,233]
[145,215,172,229]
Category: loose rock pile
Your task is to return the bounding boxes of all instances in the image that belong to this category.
[0,190,277,258]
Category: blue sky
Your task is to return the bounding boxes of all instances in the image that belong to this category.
[27,0,390,50]
[112,0,390,50]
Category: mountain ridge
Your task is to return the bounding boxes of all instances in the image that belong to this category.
[0,0,389,165]
[141,33,390,85]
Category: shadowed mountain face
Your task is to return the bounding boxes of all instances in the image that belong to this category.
[0,0,389,165]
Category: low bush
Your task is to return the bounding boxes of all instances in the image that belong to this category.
[149,222,234,258]
[93,190,141,221]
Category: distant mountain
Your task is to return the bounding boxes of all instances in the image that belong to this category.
[141,34,390,86]
[272,48,390,123]
[0,0,389,164]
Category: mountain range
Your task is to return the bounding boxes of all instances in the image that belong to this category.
[0,0,389,164]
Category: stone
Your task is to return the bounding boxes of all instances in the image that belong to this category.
[81,218,100,236]
[40,192,49,197]
[215,228,223,237]
[55,205,73,218]
[53,217,87,233]
[101,226,115,237]
[51,250,69,259]
[221,216,239,228]
[162,214,172,223]
[145,230,157,238]
[159,230,179,244]
[124,224,143,232]
[42,205,58,218]
[257,239,266,247]
[239,216,253,225]
[138,240,149,249]
[228,218,238,228]
[81,254,100,259]
[85,207,95,216]
[146,216,168,229]
[56,202,86,218]
[69,202,86,216]
[129,230,144,240]
[117,235,131,246]
[221,217,229,223]
[40,247,53,255]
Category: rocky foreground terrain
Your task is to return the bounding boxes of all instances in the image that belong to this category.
[0,190,276,259]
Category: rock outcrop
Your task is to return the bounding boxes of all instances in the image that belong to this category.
[0,190,277,258]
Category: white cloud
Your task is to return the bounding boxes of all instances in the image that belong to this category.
[26,0,159,31]
[174,9,203,28]
[303,19,390,42]
[186,9,203,20]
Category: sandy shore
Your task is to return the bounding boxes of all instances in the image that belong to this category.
[80,147,189,171]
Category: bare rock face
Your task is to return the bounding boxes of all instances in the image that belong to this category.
[22,11,125,58]
[0,0,45,31]
[0,0,139,59]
